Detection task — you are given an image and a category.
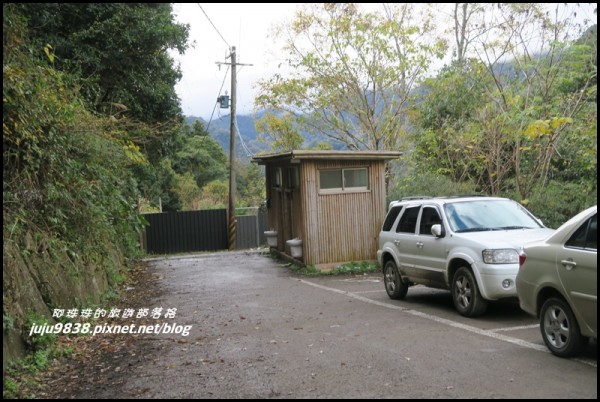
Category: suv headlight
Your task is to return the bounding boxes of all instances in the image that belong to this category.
[482,249,519,264]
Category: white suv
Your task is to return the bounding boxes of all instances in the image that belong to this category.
[377,196,554,317]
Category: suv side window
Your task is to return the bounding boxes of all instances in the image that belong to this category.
[382,206,403,232]
[396,206,420,233]
[419,207,442,236]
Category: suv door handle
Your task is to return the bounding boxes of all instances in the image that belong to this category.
[416,242,424,248]
[394,240,401,246]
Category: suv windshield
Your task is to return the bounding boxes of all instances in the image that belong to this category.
[444,200,542,233]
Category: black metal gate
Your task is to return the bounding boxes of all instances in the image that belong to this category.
[143,209,268,254]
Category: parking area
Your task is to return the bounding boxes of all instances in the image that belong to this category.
[300,273,597,365]
[64,251,597,399]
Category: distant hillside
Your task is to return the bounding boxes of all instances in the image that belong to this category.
[185,112,270,162]
[185,111,345,162]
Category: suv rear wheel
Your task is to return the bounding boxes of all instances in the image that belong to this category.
[452,266,488,317]
[384,260,408,300]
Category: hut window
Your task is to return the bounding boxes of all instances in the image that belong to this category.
[344,168,368,189]
[319,168,368,192]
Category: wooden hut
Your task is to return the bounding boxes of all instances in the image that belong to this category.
[252,150,402,270]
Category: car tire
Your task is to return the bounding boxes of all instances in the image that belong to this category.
[451,266,488,317]
[540,297,588,358]
[383,260,408,300]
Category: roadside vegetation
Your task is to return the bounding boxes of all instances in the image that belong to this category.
[279,259,380,277]
[3,313,70,399]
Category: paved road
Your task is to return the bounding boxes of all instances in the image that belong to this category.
[77,250,597,399]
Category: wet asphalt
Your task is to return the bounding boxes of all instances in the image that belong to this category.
[96,250,596,399]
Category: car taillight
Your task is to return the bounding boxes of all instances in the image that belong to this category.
[518,251,527,267]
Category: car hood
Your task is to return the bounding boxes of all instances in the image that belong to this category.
[458,228,555,249]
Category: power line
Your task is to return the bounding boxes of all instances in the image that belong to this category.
[235,115,254,157]
[197,3,230,48]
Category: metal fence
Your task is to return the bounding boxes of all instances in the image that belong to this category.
[142,208,268,254]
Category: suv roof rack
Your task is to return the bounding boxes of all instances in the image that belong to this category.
[399,196,434,201]
[442,194,487,199]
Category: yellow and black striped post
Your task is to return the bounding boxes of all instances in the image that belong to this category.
[228,208,236,251]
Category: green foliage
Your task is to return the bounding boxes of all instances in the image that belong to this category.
[510,181,597,229]
[9,3,195,214]
[172,171,202,211]
[409,7,596,209]
[388,171,477,202]
[13,3,189,124]
[2,330,76,398]
[3,377,19,399]
[287,264,322,276]
[256,3,446,151]
[282,260,380,276]
[29,349,51,372]
[3,25,142,259]
[138,198,161,214]
[3,5,147,365]
[332,261,380,275]
[197,180,228,210]
[174,134,227,188]
[413,61,518,194]
[24,314,57,352]
[236,163,266,207]
[133,158,181,212]
[255,112,304,152]
[4,314,15,332]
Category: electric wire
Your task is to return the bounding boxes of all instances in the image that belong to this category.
[235,114,254,157]
[197,3,230,48]
[195,2,253,159]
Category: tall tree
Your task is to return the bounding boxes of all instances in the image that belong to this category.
[3,3,144,263]
[173,121,228,188]
[13,3,194,210]
[255,3,446,151]
[255,112,304,153]
[416,3,596,197]
[14,3,189,124]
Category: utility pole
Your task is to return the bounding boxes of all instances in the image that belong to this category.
[228,46,237,251]
[217,46,252,251]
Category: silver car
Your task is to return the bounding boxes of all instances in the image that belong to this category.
[516,205,597,357]
[377,196,555,317]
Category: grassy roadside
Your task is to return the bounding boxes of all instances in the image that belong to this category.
[3,334,79,399]
[2,262,152,399]
[282,259,381,276]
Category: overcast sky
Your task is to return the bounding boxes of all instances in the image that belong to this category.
[171,3,302,120]
[171,3,597,120]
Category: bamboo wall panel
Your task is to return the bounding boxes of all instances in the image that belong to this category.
[301,160,387,266]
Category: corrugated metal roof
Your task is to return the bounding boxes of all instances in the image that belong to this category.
[252,150,403,164]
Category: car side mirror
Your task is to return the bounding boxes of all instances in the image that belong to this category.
[431,224,445,238]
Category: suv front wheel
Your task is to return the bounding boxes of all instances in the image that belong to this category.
[384,260,408,300]
[452,266,488,317]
